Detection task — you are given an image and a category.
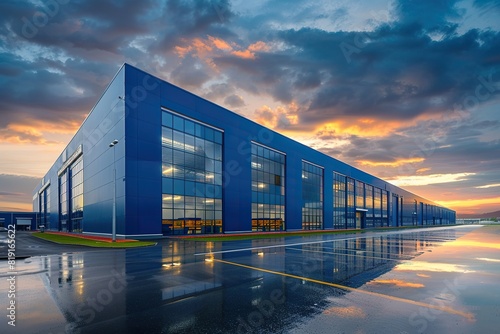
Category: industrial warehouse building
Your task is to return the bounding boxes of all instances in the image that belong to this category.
[33,64,456,239]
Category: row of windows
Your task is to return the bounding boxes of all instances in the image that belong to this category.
[251,143,285,163]
[162,209,223,220]
[162,161,223,185]
[162,178,222,199]
[162,128,223,159]
[162,111,223,144]
[252,156,284,175]
[162,195,222,210]
[163,218,223,235]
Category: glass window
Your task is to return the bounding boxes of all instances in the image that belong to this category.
[162,111,172,127]
[365,185,374,228]
[346,178,355,229]
[162,110,223,235]
[173,115,184,131]
[251,143,285,232]
[302,161,323,230]
[333,173,346,229]
[185,120,195,135]
[374,187,382,227]
[356,180,365,208]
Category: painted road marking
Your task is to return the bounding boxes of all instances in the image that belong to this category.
[285,247,412,262]
[212,258,475,321]
[195,225,479,256]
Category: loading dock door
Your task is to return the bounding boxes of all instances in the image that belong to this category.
[16,219,32,230]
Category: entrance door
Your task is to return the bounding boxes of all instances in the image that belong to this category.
[356,211,364,229]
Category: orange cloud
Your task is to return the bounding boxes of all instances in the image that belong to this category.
[174,45,192,58]
[357,157,425,168]
[254,103,299,129]
[248,41,271,52]
[317,119,402,138]
[0,121,77,145]
[208,36,232,50]
[174,38,270,61]
[174,38,213,58]
[231,41,271,59]
[231,49,255,59]
[386,172,475,187]
[416,167,431,173]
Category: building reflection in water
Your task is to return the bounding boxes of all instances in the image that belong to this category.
[38,230,460,333]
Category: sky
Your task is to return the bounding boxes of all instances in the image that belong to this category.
[0,0,499,215]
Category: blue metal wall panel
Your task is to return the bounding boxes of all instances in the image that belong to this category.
[285,151,302,230]
[124,66,162,237]
[33,65,126,236]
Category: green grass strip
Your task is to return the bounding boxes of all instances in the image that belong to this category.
[33,232,156,248]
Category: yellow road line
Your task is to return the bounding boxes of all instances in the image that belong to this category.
[212,258,475,321]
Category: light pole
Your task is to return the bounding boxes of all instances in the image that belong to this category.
[109,139,119,242]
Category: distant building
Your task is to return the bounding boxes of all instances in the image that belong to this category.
[32,64,456,239]
[0,211,38,231]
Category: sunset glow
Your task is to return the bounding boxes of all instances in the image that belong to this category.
[0,0,499,215]
[386,173,476,187]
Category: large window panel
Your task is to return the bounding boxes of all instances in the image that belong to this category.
[161,109,223,235]
[70,155,84,233]
[302,161,323,230]
[333,172,346,229]
[251,143,285,232]
[346,178,355,229]
[365,185,374,228]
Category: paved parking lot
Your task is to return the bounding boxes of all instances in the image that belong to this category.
[1,225,498,333]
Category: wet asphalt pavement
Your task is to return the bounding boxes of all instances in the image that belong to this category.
[0,225,499,334]
[0,231,98,259]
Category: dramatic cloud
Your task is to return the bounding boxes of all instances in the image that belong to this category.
[0,0,499,214]
[224,94,245,108]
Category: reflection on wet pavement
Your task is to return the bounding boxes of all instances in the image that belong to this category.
[1,225,499,333]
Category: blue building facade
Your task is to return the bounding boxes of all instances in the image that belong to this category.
[0,211,38,231]
[33,64,456,239]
